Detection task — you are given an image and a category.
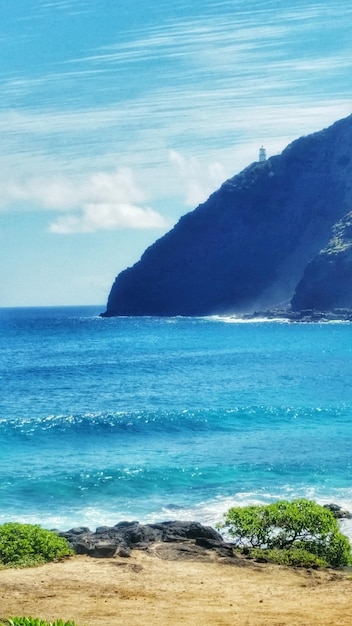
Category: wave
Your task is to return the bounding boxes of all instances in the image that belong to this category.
[209,314,292,324]
[1,404,349,439]
[207,307,352,324]
[1,483,352,538]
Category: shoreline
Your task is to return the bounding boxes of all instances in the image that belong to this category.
[56,512,352,559]
[1,513,352,624]
[236,308,352,323]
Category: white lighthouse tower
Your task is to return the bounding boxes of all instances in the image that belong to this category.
[259,146,266,162]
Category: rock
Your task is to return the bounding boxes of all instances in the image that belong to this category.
[195,537,224,549]
[95,525,114,534]
[67,526,91,535]
[240,308,352,323]
[150,542,216,562]
[195,537,235,557]
[153,520,223,542]
[91,542,117,558]
[113,521,162,546]
[323,504,352,519]
[62,520,228,559]
[73,539,95,555]
[102,114,352,317]
[116,545,131,558]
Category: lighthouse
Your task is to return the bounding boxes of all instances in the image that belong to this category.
[259,146,266,162]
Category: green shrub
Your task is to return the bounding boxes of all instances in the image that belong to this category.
[248,546,328,568]
[0,620,78,626]
[218,499,352,568]
[0,523,74,568]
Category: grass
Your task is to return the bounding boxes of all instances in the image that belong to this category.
[0,620,79,626]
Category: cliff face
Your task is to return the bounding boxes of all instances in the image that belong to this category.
[291,211,352,311]
[103,114,352,316]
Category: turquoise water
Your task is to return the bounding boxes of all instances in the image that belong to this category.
[1,306,352,535]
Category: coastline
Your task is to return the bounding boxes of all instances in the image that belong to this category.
[2,515,352,625]
[235,308,352,323]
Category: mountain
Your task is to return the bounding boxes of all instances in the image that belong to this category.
[102,114,352,317]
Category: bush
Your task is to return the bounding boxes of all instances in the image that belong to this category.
[218,499,352,568]
[0,523,74,568]
[0,620,78,626]
[248,547,328,568]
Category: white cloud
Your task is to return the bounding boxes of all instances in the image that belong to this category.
[37,0,90,14]
[1,167,169,234]
[169,150,229,206]
[49,203,168,234]
[3,176,79,209]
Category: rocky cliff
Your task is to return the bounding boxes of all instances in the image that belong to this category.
[103,114,352,317]
[291,211,352,311]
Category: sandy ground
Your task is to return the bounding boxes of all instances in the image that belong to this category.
[0,548,352,626]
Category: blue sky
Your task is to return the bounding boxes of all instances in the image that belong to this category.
[0,0,351,306]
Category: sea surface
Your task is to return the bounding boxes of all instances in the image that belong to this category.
[1,306,352,538]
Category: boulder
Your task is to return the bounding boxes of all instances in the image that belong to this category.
[59,521,226,558]
[323,503,352,519]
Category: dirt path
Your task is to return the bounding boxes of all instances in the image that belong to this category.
[1,551,351,625]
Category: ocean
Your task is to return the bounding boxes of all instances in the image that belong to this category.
[1,306,352,539]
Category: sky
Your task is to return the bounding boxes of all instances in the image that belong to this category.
[0,0,351,307]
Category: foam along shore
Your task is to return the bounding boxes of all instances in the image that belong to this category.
[235,308,352,323]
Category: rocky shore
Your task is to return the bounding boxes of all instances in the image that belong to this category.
[239,308,352,323]
[57,504,352,560]
[3,518,352,626]
[2,505,352,625]
[58,520,235,561]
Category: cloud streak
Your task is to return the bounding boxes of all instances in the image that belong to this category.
[0,168,169,233]
[0,0,351,225]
